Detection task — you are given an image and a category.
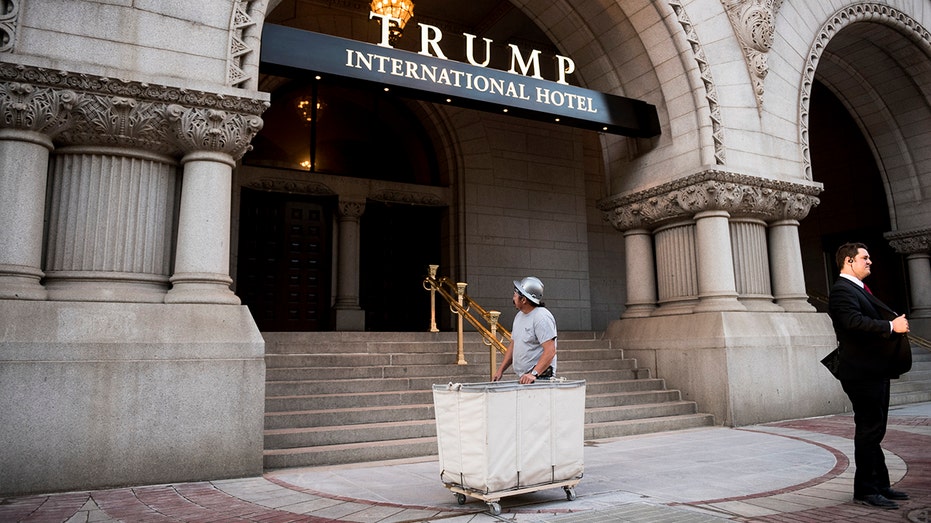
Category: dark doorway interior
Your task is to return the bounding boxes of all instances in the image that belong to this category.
[237,188,334,331]
[360,202,444,331]
[799,80,907,313]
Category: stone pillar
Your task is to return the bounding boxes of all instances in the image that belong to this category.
[730,218,780,311]
[334,198,366,330]
[653,221,698,314]
[44,147,177,302]
[768,219,815,312]
[164,105,263,305]
[0,83,76,300]
[886,229,931,321]
[694,210,744,312]
[622,229,657,318]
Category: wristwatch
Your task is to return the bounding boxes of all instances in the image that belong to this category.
[530,369,539,377]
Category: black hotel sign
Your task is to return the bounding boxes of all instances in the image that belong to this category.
[260,23,660,138]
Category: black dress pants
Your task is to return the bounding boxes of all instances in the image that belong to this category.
[840,378,891,497]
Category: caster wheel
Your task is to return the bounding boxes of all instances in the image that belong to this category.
[487,502,501,516]
[456,493,466,505]
[565,487,577,501]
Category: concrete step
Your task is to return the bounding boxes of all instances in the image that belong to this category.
[261,331,714,469]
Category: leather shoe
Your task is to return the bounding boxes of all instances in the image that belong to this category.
[854,494,899,509]
[880,488,909,500]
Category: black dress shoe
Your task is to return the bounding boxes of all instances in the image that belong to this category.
[880,488,909,500]
[854,494,899,509]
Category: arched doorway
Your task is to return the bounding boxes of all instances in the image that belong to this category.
[799,17,930,316]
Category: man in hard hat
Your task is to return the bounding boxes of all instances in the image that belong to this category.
[492,276,557,384]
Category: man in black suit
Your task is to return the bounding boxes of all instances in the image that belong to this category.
[828,242,911,510]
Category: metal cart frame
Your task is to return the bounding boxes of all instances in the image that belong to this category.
[444,476,581,515]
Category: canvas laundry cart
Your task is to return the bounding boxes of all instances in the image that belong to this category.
[432,379,586,515]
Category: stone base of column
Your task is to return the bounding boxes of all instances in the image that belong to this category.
[0,301,265,496]
[605,311,845,426]
[0,265,47,300]
[165,273,240,305]
[775,296,816,312]
[621,303,656,318]
[335,307,365,331]
[45,271,168,303]
[693,295,747,313]
[910,317,931,340]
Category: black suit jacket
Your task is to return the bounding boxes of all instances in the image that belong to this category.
[828,277,911,380]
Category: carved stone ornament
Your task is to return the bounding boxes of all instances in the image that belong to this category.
[228,0,258,88]
[369,189,444,207]
[0,81,78,136]
[722,0,782,110]
[0,63,269,157]
[245,177,337,196]
[669,0,725,166]
[0,0,19,53]
[338,199,366,218]
[166,104,264,160]
[598,170,822,231]
[884,228,931,254]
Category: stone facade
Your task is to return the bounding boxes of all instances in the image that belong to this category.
[1,0,929,495]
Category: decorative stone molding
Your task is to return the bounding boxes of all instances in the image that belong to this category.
[0,64,269,156]
[800,4,931,180]
[245,177,336,196]
[228,0,259,88]
[0,81,77,136]
[165,104,264,160]
[369,189,444,206]
[0,0,20,53]
[722,0,782,110]
[669,1,726,165]
[338,199,366,218]
[598,170,821,231]
[885,228,931,254]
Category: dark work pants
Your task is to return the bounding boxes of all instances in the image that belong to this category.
[840,378,891,497]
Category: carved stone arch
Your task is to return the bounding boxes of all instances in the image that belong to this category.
[799,3,931,184]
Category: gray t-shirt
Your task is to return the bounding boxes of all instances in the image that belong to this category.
[511,306,557,376]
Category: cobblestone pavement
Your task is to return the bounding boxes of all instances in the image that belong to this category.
[1,402,928,523]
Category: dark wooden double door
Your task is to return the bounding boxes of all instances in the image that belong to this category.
[237,188,443,332]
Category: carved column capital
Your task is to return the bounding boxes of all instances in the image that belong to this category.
[0,81,78,137]
[599,170,821,231]
[885,228,931,254]
[338,199,366,219]
[166,104,264,160]
[0,63,269,157]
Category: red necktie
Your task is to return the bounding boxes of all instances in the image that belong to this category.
[864,283,873,295]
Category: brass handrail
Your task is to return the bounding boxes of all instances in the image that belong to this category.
[423,265,511,379]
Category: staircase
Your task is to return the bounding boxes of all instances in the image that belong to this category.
[263,331,714,470]
[891,338,931,405]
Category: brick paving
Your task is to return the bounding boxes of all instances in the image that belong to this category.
[1,404,929,523]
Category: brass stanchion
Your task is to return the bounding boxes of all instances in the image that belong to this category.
[427,264,439,332]
[456,282,468,365]
[488,310,500,379]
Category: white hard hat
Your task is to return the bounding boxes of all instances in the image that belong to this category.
[513,276,544,305]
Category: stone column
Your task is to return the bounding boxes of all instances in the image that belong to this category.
[768,219,815,312]
[622,229,656,318]
[693,210,744,312]
[886,229,931,320]
[653,221,698,314]
[164,105,263,304]
[730,218,781,311]
[0,83,76,300]
[334,198,366,331]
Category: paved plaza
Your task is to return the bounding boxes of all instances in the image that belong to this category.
[2,402,929,523]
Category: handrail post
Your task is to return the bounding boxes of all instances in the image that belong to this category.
[488,310,500,379]
[427,264,439,333]
[456,282,468,365]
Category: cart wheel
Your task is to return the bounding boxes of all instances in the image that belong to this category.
[487,502,502,516]
[565,487,577,501]
[455,493,466,505]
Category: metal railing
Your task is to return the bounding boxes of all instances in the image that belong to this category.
[423,265,511,379]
